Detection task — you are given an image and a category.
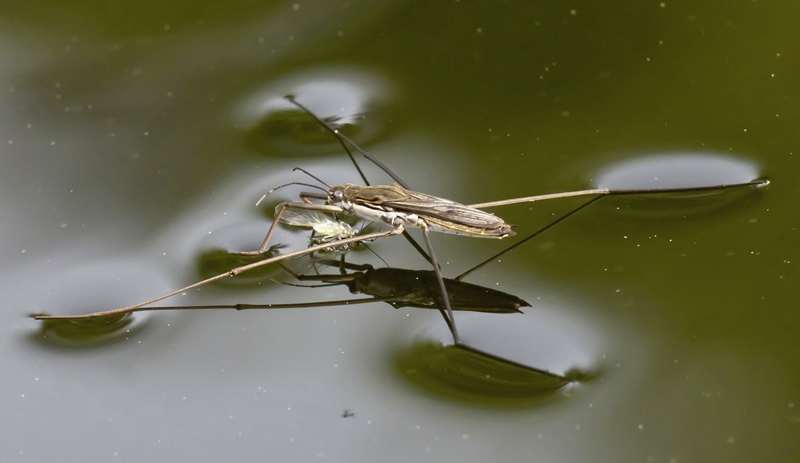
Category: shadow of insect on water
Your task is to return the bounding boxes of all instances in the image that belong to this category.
[274,256,591,403]
[278,257,529,314]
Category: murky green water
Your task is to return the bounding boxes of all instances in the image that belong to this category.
[3,1,799,462]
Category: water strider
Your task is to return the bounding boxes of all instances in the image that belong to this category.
[33,96,768,377]
[245,174,519,341]
[234,96,769,343]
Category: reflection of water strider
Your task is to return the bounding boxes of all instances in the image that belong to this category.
[34,255,573,384]
[279,258,529,314]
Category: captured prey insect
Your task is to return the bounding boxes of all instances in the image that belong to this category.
[277,206,359,250]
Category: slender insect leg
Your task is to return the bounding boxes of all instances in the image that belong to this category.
[285,96,409,189]
[458,179,768,280]
[468,179,768,209]
[456,196,605,281]
[239,201,291,255]
[455,344,570,381]
[37,298,399,319]
[419,222,461,344]
[34,228,403,320]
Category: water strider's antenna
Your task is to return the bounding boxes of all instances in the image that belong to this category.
[292,167,331,189]
[256,181,328,206]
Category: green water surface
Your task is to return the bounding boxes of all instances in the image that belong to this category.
[2,1,799,462]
